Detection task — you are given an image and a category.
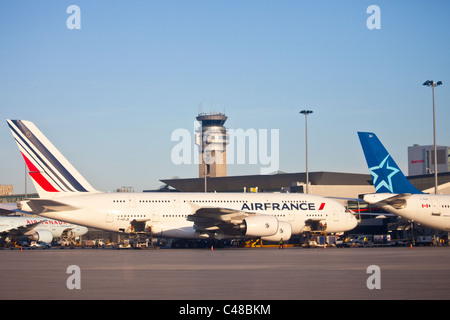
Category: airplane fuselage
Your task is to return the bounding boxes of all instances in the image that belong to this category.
[0,216,88,243]
[26,192,357,240]
[366,193,450,231]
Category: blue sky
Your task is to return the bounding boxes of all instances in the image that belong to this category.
[1,1,449,194]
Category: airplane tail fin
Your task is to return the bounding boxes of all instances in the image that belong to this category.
[7,120,99,198]
[357,132,423,194]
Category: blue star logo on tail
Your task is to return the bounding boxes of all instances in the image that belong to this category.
[369,155,400,193]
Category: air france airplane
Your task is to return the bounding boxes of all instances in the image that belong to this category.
[0,216,88,244]
[358,131,450,231]
[6,120,357,242]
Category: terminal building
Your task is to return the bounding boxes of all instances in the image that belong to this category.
[0,185,13,196]
[408,144,450,176]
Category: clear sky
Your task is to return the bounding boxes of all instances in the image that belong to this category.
[1,1,449,194]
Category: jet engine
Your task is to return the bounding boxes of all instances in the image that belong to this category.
[261,221,292,241]
[239,215,279,237]
[29,230,53,244]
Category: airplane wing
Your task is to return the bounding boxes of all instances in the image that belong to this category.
[0,203,20,216]
[0,220,44,234]
[363,193,412,209]
[23,199,79,214]
[383,194,412,209]
[187,203,255,233]
[0,203,35,216]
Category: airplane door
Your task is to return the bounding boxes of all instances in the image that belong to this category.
[129,196,136,208]
[288,212,295,222]
[173,196,180,208]
[106,212,114,223]
[432,199,441,216]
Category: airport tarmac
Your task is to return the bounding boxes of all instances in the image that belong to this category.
[1,246,449,301]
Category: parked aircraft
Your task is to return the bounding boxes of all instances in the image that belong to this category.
[6,119,357,242]
[358,131,450,231]
[0,215,88,244]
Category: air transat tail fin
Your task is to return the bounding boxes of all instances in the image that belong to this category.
[7,120,99,198]
[357,132,423,194]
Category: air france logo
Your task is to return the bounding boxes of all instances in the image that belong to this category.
[369,155,399,193]
[241,202,325,211]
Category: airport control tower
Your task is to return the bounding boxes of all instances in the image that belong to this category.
[195,112,228,178]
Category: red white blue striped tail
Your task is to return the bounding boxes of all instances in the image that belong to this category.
[7,120,98,198]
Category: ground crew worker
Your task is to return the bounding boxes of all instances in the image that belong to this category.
[279,238,284,249]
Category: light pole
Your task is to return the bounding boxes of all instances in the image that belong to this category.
[300,110,313,194]
[423,80,443,194]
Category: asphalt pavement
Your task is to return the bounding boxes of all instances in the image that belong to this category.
[1,246,449,301]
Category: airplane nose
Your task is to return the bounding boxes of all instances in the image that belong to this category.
[80,226,89,235]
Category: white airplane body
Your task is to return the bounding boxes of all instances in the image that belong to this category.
[359,132,450,231]
[0,216,88,243]
[22,192,356,240]
[7,120,357,241]
[363,193,450,231]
